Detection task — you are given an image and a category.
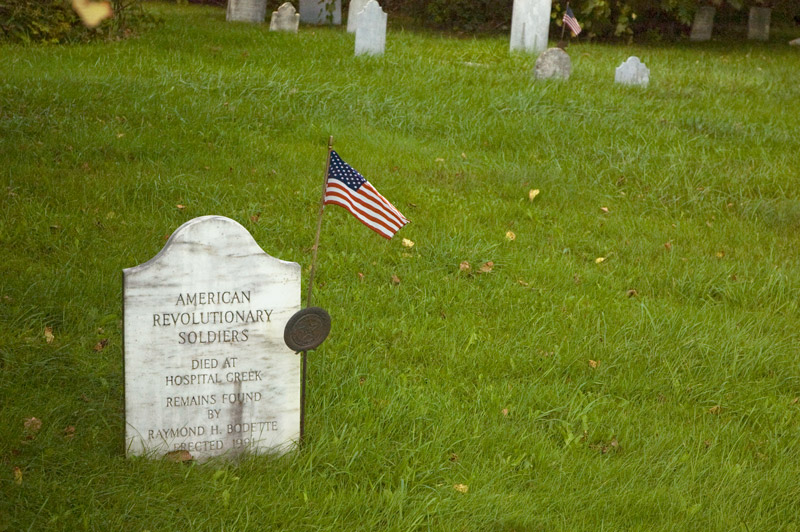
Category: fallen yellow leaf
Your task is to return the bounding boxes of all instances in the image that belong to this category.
[595,257,605,264]
[600,207,609,213]
[402,238,415,248]
[391,274,401,285]
[44,327,54,344]
[23,417,42,434]
[459,261,471,272]
[505,231,516,241]
[453,484,468,493]
[589,360,598,368]
[13,467,22,485]
[479,261,494,273]
[528,189,540,201]
[72,0,112,27]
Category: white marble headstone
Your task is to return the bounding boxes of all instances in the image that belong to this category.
[270,2,300,32]
[299,0,341,25]
[510,0,552,54]
[226,0,267,23]
[689,6,715,42]
[533,47,571,80]
[354,0,386,57]
[347,0,369,33]
[615,56,649,87]
[124,216,301,461]
[747,6,771,41]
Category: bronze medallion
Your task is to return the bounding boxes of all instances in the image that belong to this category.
[284,307,331,352]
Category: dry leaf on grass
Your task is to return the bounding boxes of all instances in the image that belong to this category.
[402,238,414,248]
[13,467,22,485]
[459,261,471,272]
[176,204,186,211]
[164,450,193,462]
[64,426,76,440]
[595,257,605,264]
[479,261,494,273]
[600,207,609,213]
[664,242,672,251]
[528,189,540,201]
[505,231,516,241]
[501,408,509,416]
[709,405,721,415]
[93,339,108,352]
[626,289,638,297]
[588,360,599,369]
[44,327,54,344]
[24,417,42,434]
[453,484,469,493]
[391,275,401,285]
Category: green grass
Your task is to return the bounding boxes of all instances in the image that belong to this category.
[2,4,800,530]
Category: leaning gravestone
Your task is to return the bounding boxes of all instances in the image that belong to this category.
[510,0,552,54]
[124,216,301,461]
[226,0,267,23]
[690,6,715,42]
[299,0,341,25]
[347,0,369,33]
[354,0,387,56]
[747,6,771,41]
[534,47,571,80]
[270,2,300,32]
[615,56,649,87]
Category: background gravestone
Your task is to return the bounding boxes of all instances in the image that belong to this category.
[299,0,341,25]
[226,0,267,23]
[615,56,649,87]
[124,216,301,461]
[354,0,387,56]
[534,48,571,80]
[510,0,552,54]
[747,7,771,41]
[270,2,300,32]
[690,6,715,42]
[347,0,369,33]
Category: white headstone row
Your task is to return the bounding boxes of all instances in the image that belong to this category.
[354,0,386,56]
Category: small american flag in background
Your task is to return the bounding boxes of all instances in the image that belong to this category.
[324,151,409,239]
[563,6,582,35]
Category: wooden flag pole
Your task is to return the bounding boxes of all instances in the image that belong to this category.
[560,2,569,42]
[300,135,333,445]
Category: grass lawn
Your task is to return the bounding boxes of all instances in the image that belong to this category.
[2,3,800,530]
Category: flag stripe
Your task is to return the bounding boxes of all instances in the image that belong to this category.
[324,183,405,235]
[563,7,581,35]
[352,182,408,227]
[324,194,396,239]
[325,181,405,230]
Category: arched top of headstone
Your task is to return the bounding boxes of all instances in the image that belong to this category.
[360,0,384,17]
[276,2,296,15]
[270,2,300,32]
[347,0,369,32]
[125,215,298,278]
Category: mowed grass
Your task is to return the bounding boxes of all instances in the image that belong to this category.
[2,3,800,530]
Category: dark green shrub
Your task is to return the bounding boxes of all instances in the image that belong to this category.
[0,0,152,44]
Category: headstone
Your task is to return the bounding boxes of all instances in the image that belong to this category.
[226,0,267,23]
[347,0,369,33]
[689,6,715,42]
[270,2,300,32]
[299,0,341,25]
[533,47,571,80]
[790,38,800,47]
[615,56,649,87]
[354,0,386,57]
[124,216,301,462]
[748,6,771,41]
[510,0,552,54]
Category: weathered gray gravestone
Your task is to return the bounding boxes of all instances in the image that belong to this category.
[347,0,369,33]
[510,0,552,54]
[354,0,386,57]
[690,6,715,42]
[270,2,300,32]
[748,6,771,41]
[615,56,649,87]
[124,216,301,462]
[534,47,571,80]
[226,0,267,23]
[299,0,341,25]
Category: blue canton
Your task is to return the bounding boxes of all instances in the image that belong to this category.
[329,151,366,191]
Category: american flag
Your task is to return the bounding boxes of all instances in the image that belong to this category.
[563,6,581,36]
[324,151,409,239]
